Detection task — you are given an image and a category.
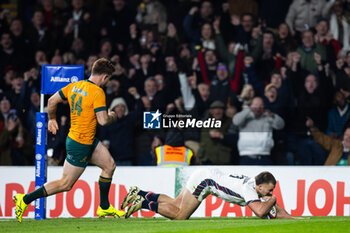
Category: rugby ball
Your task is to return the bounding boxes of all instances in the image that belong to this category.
[260,197,277,219]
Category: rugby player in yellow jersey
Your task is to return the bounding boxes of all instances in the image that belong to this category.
[14,58,125,222]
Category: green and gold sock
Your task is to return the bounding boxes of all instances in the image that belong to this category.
[23,185,48,204]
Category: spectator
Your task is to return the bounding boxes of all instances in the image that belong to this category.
[197,101,233,165]
[0,97,11,132]
[135,0,167,34]
[163,59,182,105]
[1,67,16,93]
[183,1,214,52]
[4,74,24,115]
[197,49,218,83]
[306,117,350,166]
[20,68,40,137]
[138,135,163,165]
[213,17,238,77]
[178,72,210,120]
[297,30,326,73]
[130,53,155,94]
[244,57,294,123]
[99,97,143,165]
[23,91,40,139]
[327,91,350,138]
[63,0,95,52]
[200,23,215,50]
[50,54,63,65]
[105,78,133,111]
[251,30,281,83]
[233,97,284,165]
[98,38,113,59]
[315,18,342,68]
[143,77,166,111]
[285,0,326,36]
[71,38,87,60]
[323,0,350,54]
[0,111,34,165]
[0,32,22,74]
[40,0,67,52]
[293,74,332,165]
[22,67,40,93]
[99,0,136,48]
[34,50,49,68]
[334,53,350,96]
[163,23,180,57]
[62,51,76,65]
[0,8,9,35]
[27,10,52,54]
[155,129,198,166]
[85,54,98,77]
[9,19,32,61]
[276,23,298,56]
[229,13,255,46]
[209,62,236,105]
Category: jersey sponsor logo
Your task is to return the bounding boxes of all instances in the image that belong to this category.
[72,86,87,96]
[143,110,161,129]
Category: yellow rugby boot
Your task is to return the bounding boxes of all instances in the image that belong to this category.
[14,194,28,223]
[96,205,125,218]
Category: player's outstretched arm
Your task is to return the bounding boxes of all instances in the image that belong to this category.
[275,204,307,219]
[275,204,294,219]
[248,196,276,218]
[96,109,117,126]
[48,92,64,135]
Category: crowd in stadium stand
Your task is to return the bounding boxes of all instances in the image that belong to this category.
[1,0,350,166]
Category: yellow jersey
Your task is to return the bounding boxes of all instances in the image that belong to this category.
[59,80,106,145]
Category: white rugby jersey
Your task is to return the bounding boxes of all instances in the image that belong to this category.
[186,169,261,206]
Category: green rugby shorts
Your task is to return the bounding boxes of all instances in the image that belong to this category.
[65,136,99,167]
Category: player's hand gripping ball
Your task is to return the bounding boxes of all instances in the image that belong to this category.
[260,197,277,219]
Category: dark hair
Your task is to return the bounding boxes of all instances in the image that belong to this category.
[270,68,281,77]
[263,30,275,36]
[241,13,255,24]
[301,30,314,38]
[91,58,115,77]
[255,171,276,185]
[317,17,329,25]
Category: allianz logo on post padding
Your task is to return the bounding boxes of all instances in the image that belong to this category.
[143,110,222,129]
[50,76,79,83]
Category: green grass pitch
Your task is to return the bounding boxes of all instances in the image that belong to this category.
[1,217,349,233]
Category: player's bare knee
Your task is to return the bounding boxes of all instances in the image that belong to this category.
[103,160,116,176]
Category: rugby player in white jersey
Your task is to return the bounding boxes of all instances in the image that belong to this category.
[121,169,301,219]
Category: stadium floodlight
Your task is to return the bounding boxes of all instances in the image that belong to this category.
[35,65,84,219]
